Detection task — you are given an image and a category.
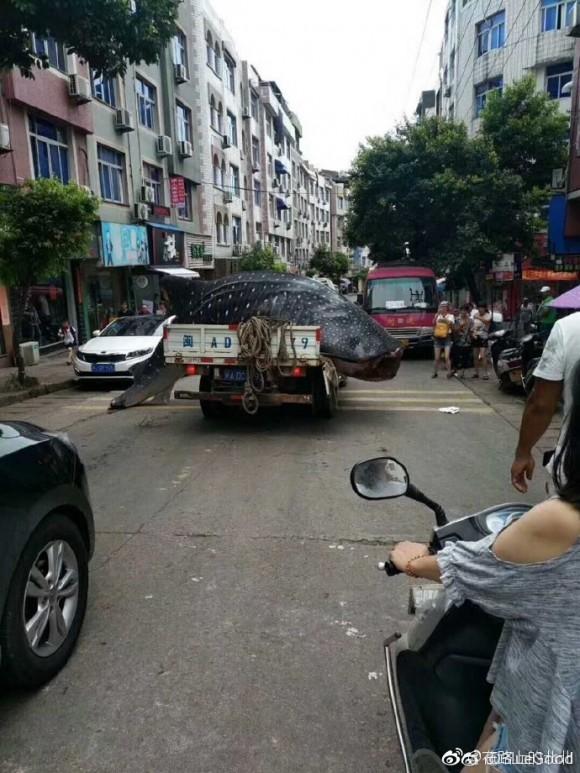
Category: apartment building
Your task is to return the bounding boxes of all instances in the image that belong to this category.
[439,0,575,130]
[320,169,352,257]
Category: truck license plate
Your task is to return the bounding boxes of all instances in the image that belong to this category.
[223,368,246,383]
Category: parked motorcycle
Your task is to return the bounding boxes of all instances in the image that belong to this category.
[520,331,544,396]
[350,457,530,773]
[489,329,522,391]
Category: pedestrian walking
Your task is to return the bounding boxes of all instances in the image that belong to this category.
[452,306,473,379]
[432,301,455,379]
[471,302,492,379]
[511,310,580,493]
[519,298,533,336]
[58,320,78,365]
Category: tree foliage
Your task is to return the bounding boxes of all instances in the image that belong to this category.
[309,247,349,280]
[346,115,543,284]
[481,77,568,190]
[1,0,180,78]
[239,244,286,273]
[0,178,98,382]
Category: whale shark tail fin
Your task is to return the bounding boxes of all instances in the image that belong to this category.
[110,340,185,410]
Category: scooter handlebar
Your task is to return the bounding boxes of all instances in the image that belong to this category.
[377,560,402,576]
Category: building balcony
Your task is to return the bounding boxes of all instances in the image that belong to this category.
[533,29,575,67]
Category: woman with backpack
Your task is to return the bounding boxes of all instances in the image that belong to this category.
[432,301,455,379]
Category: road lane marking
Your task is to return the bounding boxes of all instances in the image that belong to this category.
[339,396,482,403]
[342,389,470,395]
[340,406,494,414]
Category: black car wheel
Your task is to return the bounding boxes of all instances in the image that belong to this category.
[0,514,89,689]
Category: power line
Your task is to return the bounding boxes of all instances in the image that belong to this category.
[407,0,435,110]
[451,0,497,111]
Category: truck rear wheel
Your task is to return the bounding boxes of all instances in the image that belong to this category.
[199,375,224,419]
[311,369,338,419]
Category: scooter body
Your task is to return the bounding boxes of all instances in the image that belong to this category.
[350,458,531,773]
[490,330,523,390]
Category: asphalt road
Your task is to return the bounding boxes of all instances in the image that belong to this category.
[0,359,546,773]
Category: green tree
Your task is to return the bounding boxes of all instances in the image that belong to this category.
[346,118,536,296]
[309,248,349,281]
[0,178,98,384]
[1,0,180,78]
[481,77,568,191]
[240,244,286,272]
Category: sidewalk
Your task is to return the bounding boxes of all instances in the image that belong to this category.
[0,351,74,408]
[463,374,562,461]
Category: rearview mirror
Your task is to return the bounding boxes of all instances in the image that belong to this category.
[92,330,101,337]
[350,457,409,500]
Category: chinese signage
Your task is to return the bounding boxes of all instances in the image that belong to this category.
[150,228,185,267]
[101,223,150,267]
[170,176,186,206]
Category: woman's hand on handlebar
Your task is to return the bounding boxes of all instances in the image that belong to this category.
[390,542,431,573]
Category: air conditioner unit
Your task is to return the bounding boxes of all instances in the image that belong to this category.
[242,200,247,211]
[272,178,280,188]
[178,140,193,158]
[134,203,150,221]
[141,184,156,203]
[68,74,92,104]
[114,108,134,133]
[156,135,172,157]
[0,123,11,153]
[552,168,566,189]
[232,244,243,257]
[223,191,233,204]
[222,135,231,149]
[242,104,251,118]
[174,63,188,83]
[444,86,452,98]
[286,223,291,230]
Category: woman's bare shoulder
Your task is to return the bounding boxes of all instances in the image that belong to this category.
[523,499,580,540]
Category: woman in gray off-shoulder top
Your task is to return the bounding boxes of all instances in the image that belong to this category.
[390,363,580,773]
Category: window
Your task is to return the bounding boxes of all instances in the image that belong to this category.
[217,102,223,134]
[475,76,503,117]
[206,32,214,69]
[225,54,236,93]
[173,30,188,76]
[29,115,69,183]
[230,165,240,197]
[97,144,125,203]
[210,95,218,130]
[214,42,222,77]
[251,92,259,120]
[33,35,66,72]
[232,216,242,244]
[213,155,220,187]
[223,214,230,244]
[541,0,576,31]
[143,163,163,205]
[216,212,223,243]
[255,179,261,206]
[177,180,193,221]
[91,71,116,107]
[136,76,157,130]
[450,50,456,81]
[477,11,506,56]
[176,102,192,143]
[252,136,260,167]
[267,153,273,178]
[220,159,226,189]
[266,114,273,138]
[546,61,574,98]
[227,112,238,146]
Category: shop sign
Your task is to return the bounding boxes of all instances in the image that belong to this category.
[522,268,580,282]
[170,177,186,206]
[101,222,150,267]
[150,228,185,266]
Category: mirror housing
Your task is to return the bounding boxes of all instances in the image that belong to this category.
[350,457,409,501]
[92,330,101,337]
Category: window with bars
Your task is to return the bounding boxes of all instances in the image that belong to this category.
[29,115,69,184]
[97,144,125,203]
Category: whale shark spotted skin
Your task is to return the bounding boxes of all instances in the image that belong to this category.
[111,272,402,409]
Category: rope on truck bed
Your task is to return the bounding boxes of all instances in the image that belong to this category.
[237,317,298,415]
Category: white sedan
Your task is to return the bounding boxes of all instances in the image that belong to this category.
[73,315,175,381]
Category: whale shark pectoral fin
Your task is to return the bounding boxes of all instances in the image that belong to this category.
[109,341,185,410]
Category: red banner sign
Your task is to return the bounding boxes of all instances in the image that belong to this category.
[170,176,186,206]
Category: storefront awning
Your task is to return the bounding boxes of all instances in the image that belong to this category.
[275,159,289,176]
[147,223,183,233]
[148,267,200,279]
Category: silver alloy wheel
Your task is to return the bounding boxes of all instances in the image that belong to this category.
[23,540,80,658]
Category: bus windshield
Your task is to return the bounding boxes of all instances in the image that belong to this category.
[366,277,436,313]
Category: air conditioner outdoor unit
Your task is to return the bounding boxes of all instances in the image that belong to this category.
[222,135,231,149]
[174,63,188,83]
[157,135,173,157]
[223,191,233,204]
[242,105,251,118]
[286,223,291,230]
[232,244,243,256]
[69,74,92,104]
[242,200,247,211]
[178,140,193,157]
[141,185,156,203]
[134,203,150,221]
[552,168,566,189]
[272,178,279,188]
[0,123,11,153]
[114,108,134,133]
[444,86,452,98]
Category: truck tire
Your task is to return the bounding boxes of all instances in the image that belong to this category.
[199,375,223,419]
[311,369,337,419]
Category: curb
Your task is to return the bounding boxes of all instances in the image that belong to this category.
[0,379,74,408]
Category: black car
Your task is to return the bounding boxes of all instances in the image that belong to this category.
[0,421,94,688]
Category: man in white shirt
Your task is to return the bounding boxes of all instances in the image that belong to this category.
[511,311,580,492]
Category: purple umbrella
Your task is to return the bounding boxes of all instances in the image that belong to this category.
[551,284,580,310]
